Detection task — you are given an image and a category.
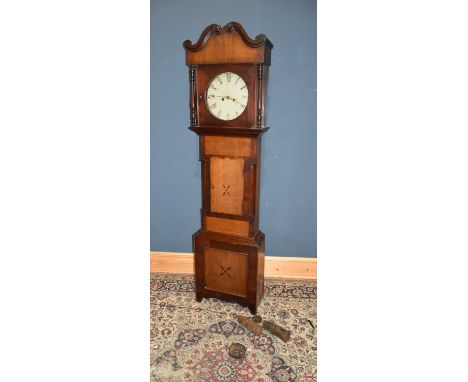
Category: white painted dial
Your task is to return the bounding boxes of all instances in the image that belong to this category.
[206,72,248,121]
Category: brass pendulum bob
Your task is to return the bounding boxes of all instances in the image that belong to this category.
[228,343,247,359]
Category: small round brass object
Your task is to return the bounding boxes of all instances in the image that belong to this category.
[251,315,262,323]
[228,343,246,359]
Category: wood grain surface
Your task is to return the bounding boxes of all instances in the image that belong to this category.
[150,252,317,280]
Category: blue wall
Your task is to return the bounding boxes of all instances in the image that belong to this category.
[151,0,316,257]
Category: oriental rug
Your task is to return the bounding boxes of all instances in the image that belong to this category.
[151,273,317,382]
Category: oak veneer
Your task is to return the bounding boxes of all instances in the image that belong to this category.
[204,136,252,157]
[205,216,250,237]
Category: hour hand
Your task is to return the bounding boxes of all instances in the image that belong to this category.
[226,95,242,105]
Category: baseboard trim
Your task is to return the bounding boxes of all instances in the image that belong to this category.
[150,251,317,280]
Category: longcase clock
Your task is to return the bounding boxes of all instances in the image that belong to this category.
[183,22,272,314]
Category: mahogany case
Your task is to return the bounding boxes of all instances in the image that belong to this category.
[184,22,272,314]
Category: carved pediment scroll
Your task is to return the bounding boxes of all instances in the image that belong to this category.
[183,22,273,65]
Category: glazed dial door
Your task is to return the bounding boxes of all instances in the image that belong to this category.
[206,72,249,121]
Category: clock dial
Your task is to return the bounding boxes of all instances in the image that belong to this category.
[206,72,249,121]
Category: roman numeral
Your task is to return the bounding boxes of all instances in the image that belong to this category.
[226,73,231,82]
[235,77,240,84]
[210,103,217,109]
[217,77,223,85]
[210,85,217,91]
[240,85,246,90]
[217,110,222,117]
[226,113,230,119]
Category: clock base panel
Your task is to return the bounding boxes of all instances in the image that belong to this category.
[192,229,265,314]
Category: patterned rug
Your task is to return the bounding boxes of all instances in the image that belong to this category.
[151,273,317,382]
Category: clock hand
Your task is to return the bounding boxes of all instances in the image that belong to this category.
[208,95,244,105]
[209,95,238,102]
[226,95,243,105]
